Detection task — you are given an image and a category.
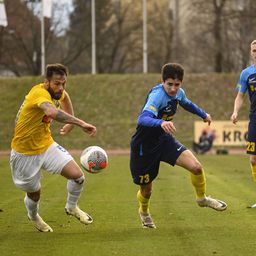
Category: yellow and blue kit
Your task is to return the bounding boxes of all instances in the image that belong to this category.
[237,64,256,155]
[130,83,207,185]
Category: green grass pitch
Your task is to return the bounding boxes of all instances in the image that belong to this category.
[1,154,256,256]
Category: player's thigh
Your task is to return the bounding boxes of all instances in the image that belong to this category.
[176,149,202,174]
[247,118,256,155]
[10,150,42,192]
[130,151,160,185]
[160,135,186,166]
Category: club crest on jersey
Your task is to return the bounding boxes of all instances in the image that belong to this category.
[159,100,178,121]
[42,115,51,123]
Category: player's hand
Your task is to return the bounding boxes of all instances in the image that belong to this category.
[161,121,176,134]
[231,112,238,124]
[203,113,212,125]
[81,122,97,137]
[60,124,74,135]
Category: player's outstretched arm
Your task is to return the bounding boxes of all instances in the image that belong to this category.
[231,92,245,124]
[40,102,97,137]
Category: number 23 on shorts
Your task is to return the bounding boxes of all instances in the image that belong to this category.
[247,142,255,152]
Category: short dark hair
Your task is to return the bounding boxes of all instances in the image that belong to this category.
[161,63,184,82]
[46,63,68,79]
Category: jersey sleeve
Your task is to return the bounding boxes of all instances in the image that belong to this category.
[31,87,52,107]
[138,110,164,127]
[179,89,207,119]
[142,90,161,117]
[237,70,248,93]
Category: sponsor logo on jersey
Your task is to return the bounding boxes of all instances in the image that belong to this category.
[248,77,256,84]
[149,105,157,112]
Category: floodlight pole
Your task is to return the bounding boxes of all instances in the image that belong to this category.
[173,0,180,61]
[91,0,96,74]
[142,0,148,73]
[41,0,45,76]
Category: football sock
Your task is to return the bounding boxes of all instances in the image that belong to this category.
[250,164,256,182]
[24,194,39,221]
[137,190,150,214]
[66,176,84,209]
[190,170,206,199]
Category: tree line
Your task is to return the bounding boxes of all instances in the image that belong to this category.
[0,0,256,76]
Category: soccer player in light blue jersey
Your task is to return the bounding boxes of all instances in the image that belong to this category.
[130,63,227,228]
[231,40,256,207]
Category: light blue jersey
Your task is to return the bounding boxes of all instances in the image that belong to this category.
[143,84,192,119]
[237,65,256,113]
[131,83,206,151]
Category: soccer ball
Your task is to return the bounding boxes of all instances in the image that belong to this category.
[80,146,108,174]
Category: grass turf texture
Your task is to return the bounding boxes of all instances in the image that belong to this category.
[1,154,256,256]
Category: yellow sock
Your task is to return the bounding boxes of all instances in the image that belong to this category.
[137,190,149,214]
[190,170,206,199]
[251,164,256,182]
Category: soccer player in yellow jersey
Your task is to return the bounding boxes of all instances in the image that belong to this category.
[10,63,97,232]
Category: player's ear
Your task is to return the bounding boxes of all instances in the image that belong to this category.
[44,79,50,88]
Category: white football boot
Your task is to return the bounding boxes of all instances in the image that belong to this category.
[197,196,227,211]
[65,206,93,225]
[248,203,256,208]
[28,214,53,232]
[139,210,156,229]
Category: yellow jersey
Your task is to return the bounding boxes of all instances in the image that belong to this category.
[11,83,65,155]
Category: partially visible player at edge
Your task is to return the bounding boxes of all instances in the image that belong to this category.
[10,63,97,232]
[231,40,256,208]
[130,63,227,229]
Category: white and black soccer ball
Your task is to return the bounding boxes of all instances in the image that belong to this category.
[80,146,108,174]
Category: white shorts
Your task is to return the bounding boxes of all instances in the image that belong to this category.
[10,142,73,192]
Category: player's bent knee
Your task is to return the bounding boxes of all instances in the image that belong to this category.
[61,160,84,180]
[190,162,203,175]
[27,191,40,202]
[140,184,152,198]
[141,190,152,198]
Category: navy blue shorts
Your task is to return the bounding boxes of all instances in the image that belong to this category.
[247,115,256,155]
[130,135,187,185]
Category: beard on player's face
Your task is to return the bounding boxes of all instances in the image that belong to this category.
[47,86,62,100]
